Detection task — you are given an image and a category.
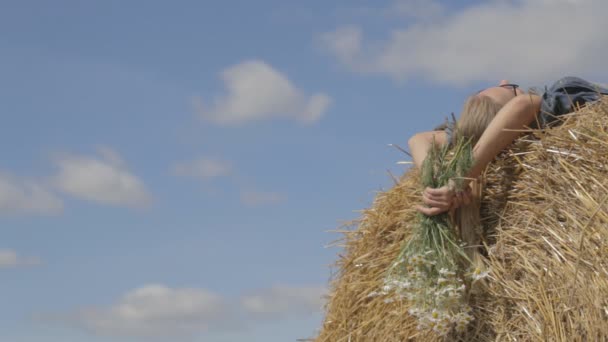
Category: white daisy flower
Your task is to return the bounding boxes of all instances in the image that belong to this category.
[471,267,490,281]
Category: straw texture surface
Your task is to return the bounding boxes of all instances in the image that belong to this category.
[315,98,608,341]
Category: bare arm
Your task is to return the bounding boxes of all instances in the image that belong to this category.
[408,130,455,216]
[467,94,541,179]
[408,130,448,168]
[418,94,541,216]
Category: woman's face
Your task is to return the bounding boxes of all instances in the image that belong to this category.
[478,79,524,106]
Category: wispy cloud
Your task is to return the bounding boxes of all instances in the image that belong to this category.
[0,172,63,215]
[53,147,151,208]
[240,190,287,207]
[172,158,232,180]
[172,157,287,207]
[46,283,325,339]
[321,0,608,85]
[194,60,331,125]
[66,284,230,338]
[241,285,326,319]
[0,249,42,268]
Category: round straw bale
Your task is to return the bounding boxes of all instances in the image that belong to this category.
[315,98,608,341]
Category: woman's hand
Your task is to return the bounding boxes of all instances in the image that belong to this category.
[416,184,472,216]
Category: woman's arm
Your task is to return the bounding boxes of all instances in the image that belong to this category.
[466,94,541,179]
[408,130,456,216]
[408,130,448,168]
[418,94,541,216]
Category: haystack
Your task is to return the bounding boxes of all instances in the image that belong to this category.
[315,98,608,341]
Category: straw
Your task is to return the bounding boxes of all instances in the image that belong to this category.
[314,97,608,341]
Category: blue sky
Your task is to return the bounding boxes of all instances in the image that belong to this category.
[1,0,607,341]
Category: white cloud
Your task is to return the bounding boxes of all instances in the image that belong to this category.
[241,285,326,318]
[73,285,229,338]
[321,27,366,72]
[48,283,325,338]
[0,249,42,268]
[172,158,232,180]
[0,172,63,215]
[194,60,331,125]
[321,0,608,86]
[240,190,287,207]
[53,147,151,208]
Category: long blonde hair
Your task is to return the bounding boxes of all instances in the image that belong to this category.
[453,95,504,145]
[452,95,504,265]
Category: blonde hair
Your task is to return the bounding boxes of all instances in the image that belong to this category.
[453,95,504,145]
[453,95,504,270]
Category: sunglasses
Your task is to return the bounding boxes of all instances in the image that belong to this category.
[499,83,520,97]
[477,83,520,97]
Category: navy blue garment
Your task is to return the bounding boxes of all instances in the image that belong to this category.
[539,76,608,127]
[433,114,456,139]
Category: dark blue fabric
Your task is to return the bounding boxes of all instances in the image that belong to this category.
[539,76,608,127]
[433,114,457,145]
